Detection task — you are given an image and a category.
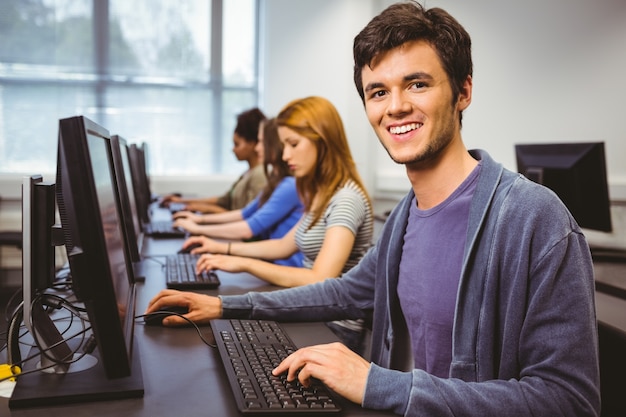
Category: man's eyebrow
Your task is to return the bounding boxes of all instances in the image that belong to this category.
[364,72,435,93]
[405,72,433,82]
[364,82,385,94]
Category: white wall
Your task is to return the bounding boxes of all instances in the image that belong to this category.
[262,0,626,201]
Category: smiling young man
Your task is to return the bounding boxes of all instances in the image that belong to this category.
[146,2,600,415]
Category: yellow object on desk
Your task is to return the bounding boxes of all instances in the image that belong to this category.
[0,364,21,382]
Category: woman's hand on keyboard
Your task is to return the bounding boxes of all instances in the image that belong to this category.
[180,235,226,255]
[196,253,250,274]
[272,342,370,405]
[173,217,201,234]
[172,210,202,222]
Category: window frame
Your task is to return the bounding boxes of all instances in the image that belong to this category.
[0,0,261,185]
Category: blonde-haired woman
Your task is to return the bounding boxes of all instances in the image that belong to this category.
[185,96,374,352]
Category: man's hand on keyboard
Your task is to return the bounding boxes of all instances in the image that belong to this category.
[145,289,222,326]
[272,342,370,405]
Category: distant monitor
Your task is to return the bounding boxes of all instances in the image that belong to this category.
[140,142,154,200]
[9,116,144,408]
[515,142,612,232]
[111,135,154,281]
[110,135,142,263]
[127,143,151,225]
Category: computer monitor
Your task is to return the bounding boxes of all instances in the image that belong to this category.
[15,175,72,376]
[9,116,144,408]
[139,142,155,201]
[127,143,151,225]
[515,142,612,232]
[110,135,142,264]
[110,135,153,281]
[21,175,56,300]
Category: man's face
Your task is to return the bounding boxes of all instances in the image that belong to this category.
[361,40,471,169]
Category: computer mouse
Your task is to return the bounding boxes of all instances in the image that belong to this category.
[177,242,202,254]
[144,306,189,326]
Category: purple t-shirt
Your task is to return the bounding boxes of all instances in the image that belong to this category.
[397,164,480,377]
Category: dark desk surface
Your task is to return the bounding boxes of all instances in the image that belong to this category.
[1,235,392,416]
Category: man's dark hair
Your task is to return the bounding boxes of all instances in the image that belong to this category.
[353,1,472,111]
[234,107,266,143]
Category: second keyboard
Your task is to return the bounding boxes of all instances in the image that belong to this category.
[165,253,221,290]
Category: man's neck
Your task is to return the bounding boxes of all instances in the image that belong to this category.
[406,142,478,210]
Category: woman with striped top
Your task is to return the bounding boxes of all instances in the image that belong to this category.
[187,96,373,353]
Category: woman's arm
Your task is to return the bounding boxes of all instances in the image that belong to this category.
[186,202,229,213]
[173,208,253,239]
[177,219,255,240]
[173,209,244,224]
[175,195,220,205]
[174,186,298,240]
[196,225,355,287]
[184,224,300,259]
[244,225,355,286]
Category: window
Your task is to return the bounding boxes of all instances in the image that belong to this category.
[0,0,260,176]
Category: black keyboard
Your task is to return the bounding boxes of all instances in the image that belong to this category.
[210,319,342,414]
[165,253,221,289]
[144,220,186,238]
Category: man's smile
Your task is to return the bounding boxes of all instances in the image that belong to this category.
[389,122,423,135]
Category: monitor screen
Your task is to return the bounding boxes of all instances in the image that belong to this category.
[515,142,612,232]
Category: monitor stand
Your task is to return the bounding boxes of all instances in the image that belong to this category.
[9,338,144,409]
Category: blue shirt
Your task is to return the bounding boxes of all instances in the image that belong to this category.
[241,176,304,266]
